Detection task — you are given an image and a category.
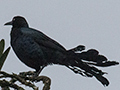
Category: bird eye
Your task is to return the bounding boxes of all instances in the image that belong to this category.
[12,18,15,21]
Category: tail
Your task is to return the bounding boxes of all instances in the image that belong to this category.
[65,45,119,86]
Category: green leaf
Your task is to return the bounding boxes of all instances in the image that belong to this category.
[0,47,10,70]
[0,39,5,57]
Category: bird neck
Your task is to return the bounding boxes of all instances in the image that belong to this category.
[11,28,22,39]
[13,22,29,28]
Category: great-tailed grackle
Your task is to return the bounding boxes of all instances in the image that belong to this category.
[4,16,119,86]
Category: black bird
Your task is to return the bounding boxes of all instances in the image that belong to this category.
[4,16,119,86]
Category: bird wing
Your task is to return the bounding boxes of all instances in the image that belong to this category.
[21,27,66,52]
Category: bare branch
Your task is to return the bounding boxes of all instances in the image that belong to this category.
[0,71,51,90]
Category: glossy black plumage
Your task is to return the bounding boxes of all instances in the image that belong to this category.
[4,16,119,86]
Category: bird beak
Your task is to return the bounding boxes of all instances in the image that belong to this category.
[4,21,12,25]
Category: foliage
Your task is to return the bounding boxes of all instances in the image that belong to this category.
[0,39,10,70]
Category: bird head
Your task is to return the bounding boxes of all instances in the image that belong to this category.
[4,16,29,28]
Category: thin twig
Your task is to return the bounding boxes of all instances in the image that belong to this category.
[0,71,51,90]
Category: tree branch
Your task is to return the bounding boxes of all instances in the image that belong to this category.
[0,71,51,90]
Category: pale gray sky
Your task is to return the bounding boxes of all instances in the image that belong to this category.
[0,0,120,90]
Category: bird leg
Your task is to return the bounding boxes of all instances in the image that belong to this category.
[34,66,45,77]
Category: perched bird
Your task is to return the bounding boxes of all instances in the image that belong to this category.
[4,16,119,86]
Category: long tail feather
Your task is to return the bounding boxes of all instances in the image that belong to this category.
[66,59,109,86]
[66,47,119,86]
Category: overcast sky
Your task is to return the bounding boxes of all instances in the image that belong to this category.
[0,0,120,90]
